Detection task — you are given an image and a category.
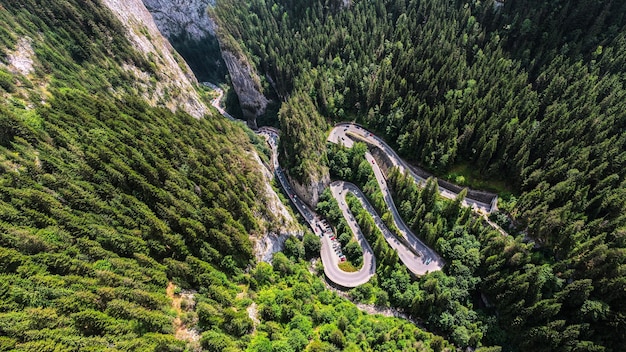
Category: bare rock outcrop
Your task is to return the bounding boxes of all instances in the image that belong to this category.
[140,0,269,127]
[5,37,35,76]
[288,173,331,209]
[101,0,207,119]
[221,51,269,128]
[142,0,215,40]
[250,151,301,262]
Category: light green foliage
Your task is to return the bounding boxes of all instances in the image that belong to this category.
[251,256,453,352]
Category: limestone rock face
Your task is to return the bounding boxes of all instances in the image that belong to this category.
[288,173,331,209]
[221,51,269,128]
[100,0,207,118]
[141,0,269,127]
[142,0,215,40]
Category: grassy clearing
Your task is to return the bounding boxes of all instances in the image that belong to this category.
[444,162,515,195]
[338,261,359,272]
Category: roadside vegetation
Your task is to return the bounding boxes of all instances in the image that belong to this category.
[212,0,626,349]
[246,253,454,352]
[327,142,404,241]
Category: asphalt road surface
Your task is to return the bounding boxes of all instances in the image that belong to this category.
[335,181,433,276]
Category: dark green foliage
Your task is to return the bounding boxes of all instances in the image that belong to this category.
[213,0,626,349]
[316,188,350,240]
[278,92,329,184]
[343,241,363,267]
[302,232,321,260]
[0,69,16,92]
[200,331,239,352]
[284,235,305,260]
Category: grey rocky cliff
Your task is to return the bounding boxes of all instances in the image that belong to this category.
[221,51,269,128]
[288,173,331,209]
[142,0,215,39]
[141,0,269,127]
[100,0,207,118]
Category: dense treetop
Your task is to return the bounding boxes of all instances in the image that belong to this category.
[211,0,626,350]
[0,1,456,350]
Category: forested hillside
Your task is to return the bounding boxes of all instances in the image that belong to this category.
[211,0,626,350]
[0,0,272,349]
[0,1,454,351]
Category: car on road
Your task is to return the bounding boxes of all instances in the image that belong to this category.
[340,257,346,262]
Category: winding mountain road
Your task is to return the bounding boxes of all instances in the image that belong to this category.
[336,182,434,275]
[202,82,236,121]
[209,82,446,284]
[258,128,376,287]
[328,126,445,274]
[329,123,495,213]
[259,125,444,281]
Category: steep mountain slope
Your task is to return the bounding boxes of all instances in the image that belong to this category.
[0,0,300,349]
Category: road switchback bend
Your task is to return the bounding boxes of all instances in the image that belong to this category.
[328,124,445,274]
[329,123,494,213]
[259,129,375,288]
